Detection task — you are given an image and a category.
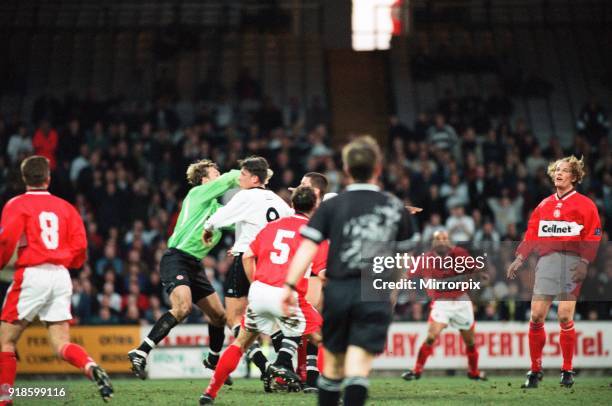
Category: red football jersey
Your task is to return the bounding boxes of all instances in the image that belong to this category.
[0,191,87,269]
[249,214,328,296]
[516,190,602,262]
[410,246,476,299]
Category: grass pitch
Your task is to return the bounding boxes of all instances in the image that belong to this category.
[15,375,611,405]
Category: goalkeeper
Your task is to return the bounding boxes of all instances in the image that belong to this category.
[128,160,239,380]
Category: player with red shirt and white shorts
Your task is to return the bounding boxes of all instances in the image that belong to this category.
[199,186,326,405]
[401,230,487,381]
[507,156,601,389]
[0,156,113,404]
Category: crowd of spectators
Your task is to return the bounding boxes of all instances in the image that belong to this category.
[0,70,610,325]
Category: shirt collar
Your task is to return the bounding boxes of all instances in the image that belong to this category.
[346,183,380,192]
[25,191,50,195]
[555,189,576,201]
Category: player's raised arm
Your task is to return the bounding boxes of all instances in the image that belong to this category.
[0,200,24,269]
[191,169,240,203]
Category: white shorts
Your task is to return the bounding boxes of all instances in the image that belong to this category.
[242,281,321,337]
[1,264,72,323]
[533,252,581,297]
[429,296,474,330]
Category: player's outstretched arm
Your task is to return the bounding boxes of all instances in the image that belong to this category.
[192,169,240,203]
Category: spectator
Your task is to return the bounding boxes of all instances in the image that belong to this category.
[525,145,547,176]
[122,281,149,313]
[445,205,475,242]
[70,144,90,183]
[97,282,122,313]
[58,118,84,164]
[576,97,609,144]
[487,193,524,235]
[95,242,123,277]
[440,172,469,210]
[92,307,120,325]
[421,213,445,245]
[144,296,167,325]
[473,220,501,253]
[427,113,458,152]
[72,278,95,324]
[32,119,58,170]
[123,304,143,325]
[6,123,33,164]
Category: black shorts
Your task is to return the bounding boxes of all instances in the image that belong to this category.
[224,253,251,298]
[160,248,216,303]
[322,279,392,355]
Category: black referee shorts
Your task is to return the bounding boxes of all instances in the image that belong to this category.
[224,253,251,298]
[322,279,392,355]
[160,248,216,303]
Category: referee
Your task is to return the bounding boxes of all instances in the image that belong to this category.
[282,136,414,406]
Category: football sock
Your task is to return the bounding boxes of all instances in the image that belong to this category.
[138,312,178,354]
[343,377,369,406]
[306,342,319,386]
[297,337,308,382]
[60,343,96,378]
[528,321,546,372]
[318,375,342,406]
[560,321,576,371]
[271,330,284,352]
[275,336,300,369]
[207,324,225,365]
[466,344,479,376]
[0,352,17,395]
[205,345,242,398]
[246,342,269,374]
[415,342,433,373]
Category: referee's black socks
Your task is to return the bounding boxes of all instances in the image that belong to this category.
[318,375,342,406]
[343,376,369,406]
[137,312,179,354]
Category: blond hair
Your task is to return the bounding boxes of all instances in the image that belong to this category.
[547,155,586,185]
[341,135,382,182]
[186,159,218,186]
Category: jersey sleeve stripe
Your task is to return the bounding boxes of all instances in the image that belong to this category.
[300,226,323,243]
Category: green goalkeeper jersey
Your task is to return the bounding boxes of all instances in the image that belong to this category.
[168,169,240,260]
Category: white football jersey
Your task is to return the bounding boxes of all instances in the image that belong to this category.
[204,188,293,253]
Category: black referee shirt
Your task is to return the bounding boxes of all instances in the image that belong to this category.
[300,183,414,280]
